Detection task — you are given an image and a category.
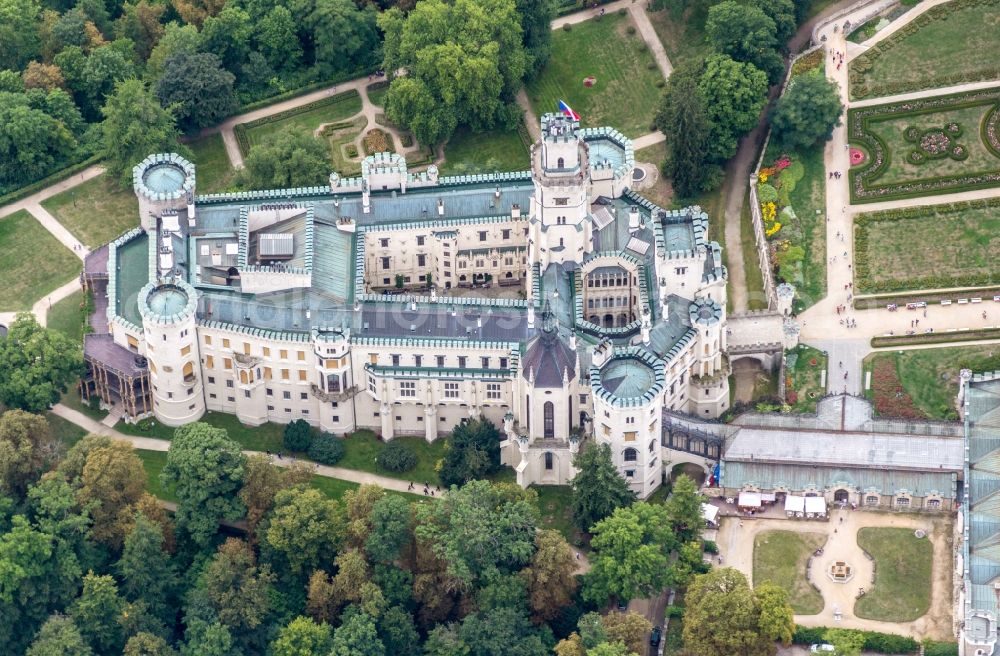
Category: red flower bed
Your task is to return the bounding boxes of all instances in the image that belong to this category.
[870,359,923,419]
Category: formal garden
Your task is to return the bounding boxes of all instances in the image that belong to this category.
[41,174,140,249]
[847,86,1000,202]
[235,90,364,156]
[854,197,1000,293]
[863,345,1000,419]
[855,527,933,622]
[849,0,1000,100]
[0,210,81,310]
[785,344,828,412]
[526,11,665,138]
[753,530,826,614]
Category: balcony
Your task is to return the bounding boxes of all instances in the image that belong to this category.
[310,383,359,402]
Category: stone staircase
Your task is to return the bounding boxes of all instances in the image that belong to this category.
[101,404,124,428]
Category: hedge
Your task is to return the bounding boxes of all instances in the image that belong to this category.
[234,66,373,114]
[871,327,1000,348]
[233,89,362,157]
[0,154,102,210]
[854,285,1000,309]
[923,641,959,656]
[791,626,919,654]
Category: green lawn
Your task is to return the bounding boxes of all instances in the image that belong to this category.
[786,344,828,412]
[526,13,665,138]
[338,431,447,486]
[635,141,674,210]
[41,174,139,249]
[367,82,389,108]
[188,133,236,193]
[0,209,81,310]
[741,191,768,311]
[855,199,1000,293]
[117,411,287,452]
[137,449,176,502]
[60,389,109,422]
[863,346,1000,420]
[531,485,578,544]
[46,411,89,448]
[855,527,932,622]
[242,91,363,151]
[753,530,826,614]
[440,126,530,175]
[849,0,1000,100]
[309,474,427,504]
[46,289,87,342]
[646,6,712,69]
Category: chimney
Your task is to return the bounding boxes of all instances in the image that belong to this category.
[511,204,521,219]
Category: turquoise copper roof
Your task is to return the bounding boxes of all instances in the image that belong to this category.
[590,346,666,408]
[143,163,186,193]
[599,358,654,400]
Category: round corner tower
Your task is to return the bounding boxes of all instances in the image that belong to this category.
[133,154,196,231]
[138,278,205,426]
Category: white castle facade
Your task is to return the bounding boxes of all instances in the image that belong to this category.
[81,115,732,498]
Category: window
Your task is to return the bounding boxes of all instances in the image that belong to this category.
[500,357,508,369]
[297,351,305,361]
[244,390,251,399]
[280,349,288,360]
[283,391,291,400]
[300,392,308,400]
[210,393,217,399]
[895,497,910,507]
[267,405,274,410]
[243,342,251,355]
[927,499,941,509]
[436,355,445,368]
[444,382,459,399]
[545,452,553,470]
[226,380,234,388]
[543,401,554,438]
[266,388,273,396]
[223,357,233,370]
[649,439,656,453]
[418,254,426,267]
[555,197,568,206]
[674,267,687,275]
[281,369,290,380]
[624,448,638,462]
[298,370,307,381]
[479,231,487,242]
[557,157,564,168]
[222,338,230,348]
[180,345,191,356]
[208,376,215,384]
[381,257,390,270]
[481,357,489,369]
[414,355,422,367]
[502,229,510,240]
[623,431,637,442]
[368,376,376,393]
[380,238,389,247]
[400,381,416,398]
[625,470,634,478]
[486,383,501,400]
[263,347,270,357]
[227,397,235,402]
[205,335,212,345]
[458,356,466,368]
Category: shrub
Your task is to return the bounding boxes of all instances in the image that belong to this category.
[923,641,958,656]
[646,61,657,70]
[654,79,665,88]
[618,7,626,14]
[702,540,719,554]
[562,22,572,31]
[308,432,345,465]
[346,144,359,158]
[376,440,418,472]
[757,183,778,203]
[626,25,636,34]
[283,419,312,452]
[88,395,102,412]
[792,626,919,654]
[666,605,685,618]
[400,134,413,147]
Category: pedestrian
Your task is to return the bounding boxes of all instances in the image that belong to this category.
[838,360,842,368]
[576,552,581,560]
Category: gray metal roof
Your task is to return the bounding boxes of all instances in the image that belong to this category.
[721,460,956,499]
[258,233,294,258]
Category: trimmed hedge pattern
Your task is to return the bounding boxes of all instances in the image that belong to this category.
[854,197,1000,292]
[0,154,102,210]
[233,89,363,158]
[849,0,1000,100]
[853,284,1000,309]
[871,326,1000,348]
[848,86,1000,203]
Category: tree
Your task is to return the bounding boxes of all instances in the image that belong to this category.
[265,486,344,575]
[203,539,276,644]
[0,314,83,414]
[307,550,386,622]
[705,1,783,83]
[27,615,92,656]
[698,54,768,162]
[365,493,412,563]
[438,416,502,487]
[60,41,138,121]
[283,418,312,452]
[199,6,252,73]
[682,568,777,656]
[77,442,147,548]
[0,409,57,499]
[100,78,188,189]
[516,0,555,78]
[116,513,177,626]
[583,502,675,605]
[588,642,634,656]
[601,611,652,656]
[379,0,527,144]
[376,440,417,472]
[160,422,246,548]
[655,64,715,197]
[114,0,166,60]
[520,529,577,623]
[377,606,420,656]
[457,604,553,656]
[823,629,865,656]
[415,480,538,587]
[257,6,302,73]
[770,70,843,150]
[755,582,795,646]
[170,0,224,27]
[344,483,385,548]
[155,51,237,131]
[0,95,78,186]
[238,129,331,190]
[331,612,385,656]
[310,0,380,75]
[238,455,312,545]
[664,473,705,543]
[307,432,345,465]
[0,0,41,71]
[755,0,796,47]
[69,573,127,654]
[271,616,333,656]
[124,632,178,656]
[145,23,199,82]
[569,442,634,533]
[22,62,64,91]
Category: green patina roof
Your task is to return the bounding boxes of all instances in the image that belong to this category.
[599,357,655,399]
[115,233,150,327]
[143,163,187,193]
[146,286,188,317]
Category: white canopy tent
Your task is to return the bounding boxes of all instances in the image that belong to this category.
[738,491,761,508]
[701,503,719,526]
[784,495,805,515]
[805,496,827,517]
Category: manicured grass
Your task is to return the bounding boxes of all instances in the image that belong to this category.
[526,13,665,138]
[646,6,712,68]
[855,200,1000,293]
[338,431,446,486]
[188,133,236,193]
[863,346,1000,420]
[242,91,363,150]
[849,0,1000,100]
[309,474,426,504]
[848,87,1000,203]
[0,209,81,310]
[46,411,89,448]
[327,116,367,177]
[60,389,109,422]
[531,485,578,544]
[136,449,176,502]
[753,530,826,614]
[41,174,139,249]
[116,411,287,453]
[47,290,87,342]
[440,126,530,175]
[741,191,768,311]
[786,344,827,411]
[367,82,389,108]
[855,527,932,622]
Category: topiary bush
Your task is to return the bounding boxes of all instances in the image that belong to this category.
[757,183,778,203]
[308,432,345,465]
[376,439,418,472]
[283,419,312,452]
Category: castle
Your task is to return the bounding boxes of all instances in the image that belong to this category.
[80,114,734,498]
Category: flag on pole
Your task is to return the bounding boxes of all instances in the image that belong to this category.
[558,100,580,121]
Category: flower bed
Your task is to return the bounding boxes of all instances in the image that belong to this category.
[847,86,1000,203]
[869,358,922,419]
[362,128,392,155]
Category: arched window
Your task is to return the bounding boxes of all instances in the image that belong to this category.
[557,157,564,168]
[648,439,656,453]
[543,402,554,438]
[545,452,554,470]
[239,369,248,384]
[624,448,637,462]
